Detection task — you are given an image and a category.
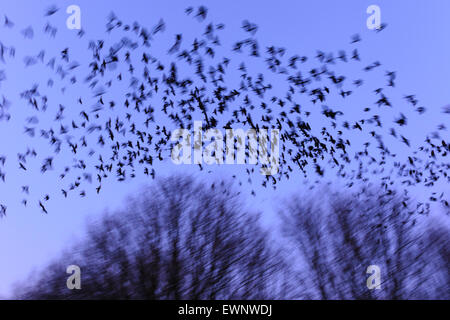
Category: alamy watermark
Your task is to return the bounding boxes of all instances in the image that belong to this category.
[66,5,81,30]
[170,121,280,175]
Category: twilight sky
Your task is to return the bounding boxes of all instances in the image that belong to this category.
[0,0,449,297]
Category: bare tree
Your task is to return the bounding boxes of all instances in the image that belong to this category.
[280,185,449,299]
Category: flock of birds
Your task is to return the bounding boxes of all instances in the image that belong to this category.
[0,5,448,216]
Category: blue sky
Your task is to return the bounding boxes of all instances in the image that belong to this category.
[0,0,449,297]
